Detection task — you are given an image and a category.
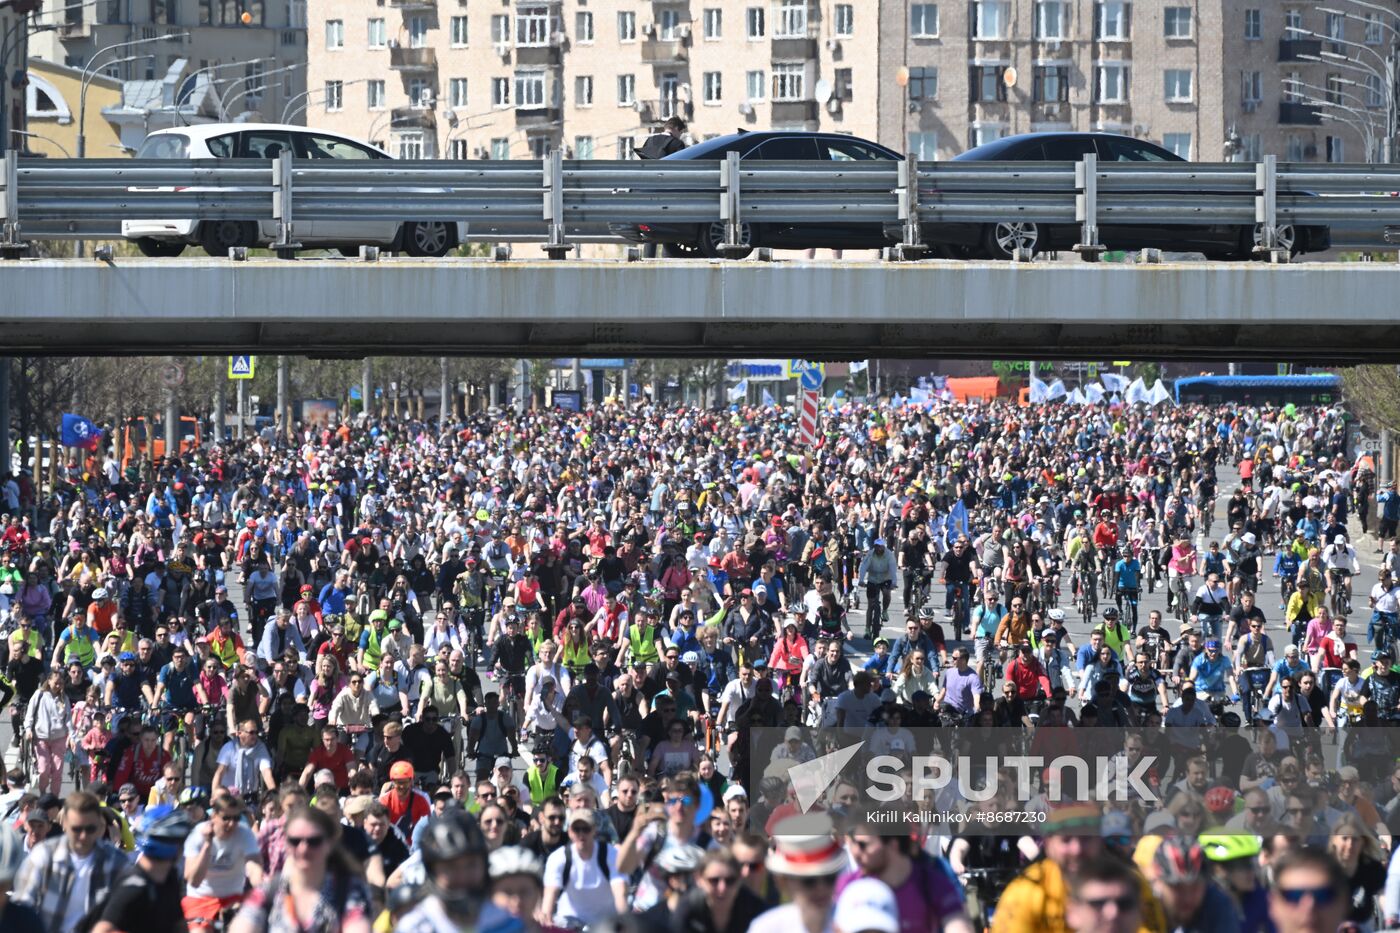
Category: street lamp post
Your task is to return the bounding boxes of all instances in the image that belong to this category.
[78,32,189,158]
[281,77,371,123]
[1294,26,1396,161]
[219,60,306,120]
[1298,50,1396,161]
[13,129,70,157]
[176,58,271,125]
[1283,77,1383,157]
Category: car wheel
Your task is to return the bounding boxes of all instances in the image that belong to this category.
[695,221,753,259]
[982,221,1039,260]
[199,221,256,258]
[402,221,454,258]
[134,238,185,258]
[1250,222,1297,259]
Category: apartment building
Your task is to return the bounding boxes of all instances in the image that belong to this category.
[302,1,1388,163]
[305,0,878,159]
[30,0,307,128]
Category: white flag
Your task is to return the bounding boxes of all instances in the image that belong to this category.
[1100,372,1129,394]
[761,387,776,407]
[1046,379,1067,402]
[1070,387,1088,405]
[910,386,931,403]
[849,360,869,374]
[1085,383,1106,404]
[1148,379,1172,406]
[727,379,748,402]
[1126,377,1149,405]
[1029,374,1049,404]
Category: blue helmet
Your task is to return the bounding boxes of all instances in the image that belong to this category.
[136,804,195,861]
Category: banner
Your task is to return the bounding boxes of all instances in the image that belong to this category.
[1029,374,1049,404]
[1045,379,1067,402]
[1126,377,1150,405]
[60,413,102,450]
[1084,383,1106,404]
[727,379,749,402]
[1148,379,1173,406]
[1100,372,1129,394]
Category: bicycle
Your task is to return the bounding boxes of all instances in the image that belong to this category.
[962,865,1017,931]
[1328,569,1352,617]
[1170,575,1191,624]
[1076,567,1097,625]
[949,582,970,642]
[1115,587,1140,631]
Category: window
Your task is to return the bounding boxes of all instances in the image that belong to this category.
[746,70,766,101]
[1325,12,1344,52]
[408,15,428,48]
[1282,70,1301,103]
[491,138,510,160]
[834,4,853,36]
[746,7,765,39]
[1163,7,1190,38]
[1241,71,1261,105]
[776,0,806,38]
[367,80,385,110]
[617,136,635,159]
[449,77,468,108]
[1365,13,1384,45]
[1366,74,1384,108]
[969,124,1005,148]
[575,11,593,42]
[660,72,681,117]
[449,139,469,160]
[395,132,426,160]
[1163,132,1191,158]
[1326,73,1344,105]
[1326,135,1345,162]
[1164,69,1192,102]
[517,8,550,47]
[1286,135,1305,162]
[409,78,432,108]
[973,1,1009,39]
[1096,1,1130,40]
[773,62,804,100]
[574,75,593,107]
[703,71,722,104]
[703,8,721,39]
[515,71,546,109]
[1240,134,1261,162]
[574,136,594,159]
[450,15,468,47]
[325,19,343,49]
[658,8,681,40]
[910,4,938,38]
[324,80,342,111]
[1033,65,1069,102]
[1096,63,1128,102]
[367,18,386,48]
[1284,10,1302,37]
[617,74,636,105]
[1243,9,1260,40]
[834,68,853,101]
[909,131,937,160]
[618,11,636,41]
[491,15,510,45]
[908,66,937,100]
[970,65,1007,102]
[492,77,510,107]
[1036,1,1066,40]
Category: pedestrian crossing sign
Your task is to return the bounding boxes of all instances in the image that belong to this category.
[229,355,255,380]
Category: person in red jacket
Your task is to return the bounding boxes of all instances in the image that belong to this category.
[113,722,173,799]
[379,760,432,838]
[1005,642,1050,700]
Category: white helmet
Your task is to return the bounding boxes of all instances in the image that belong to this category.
[655,844,706,875]
[1047,608,1066,623]
[488,845,544,881]
[92,587,109,600]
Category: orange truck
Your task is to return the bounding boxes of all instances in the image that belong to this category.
[120,416,203,467]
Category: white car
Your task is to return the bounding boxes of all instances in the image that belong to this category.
[122,122,461,258]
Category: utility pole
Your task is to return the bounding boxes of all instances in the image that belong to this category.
[0,358,10,473]
[236,380,246,439]
[361,358,372,421]
[439,357,450,426]
[620,361,631,409]
[571,358,582,391]
[164,387,178,454]
[213,379,225,443]
[276,356,288,445]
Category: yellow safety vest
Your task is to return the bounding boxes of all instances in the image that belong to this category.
[527,764,559,808]
[628,624,659,665]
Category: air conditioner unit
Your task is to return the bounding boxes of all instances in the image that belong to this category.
[1242,100,1258,112]
[1044,105,1060,118]
[632,99,646,112]
[494,41,510,56]
[641,23,656,36]
[550,30,567,45]
[1044,39,1061,51]
[677,24,691,39]
[826,97,841,114]
[738,101,755,116]
[908,100,921,112]
[474,146,488,158]
[825,37,840,51]
[388,38,400,48]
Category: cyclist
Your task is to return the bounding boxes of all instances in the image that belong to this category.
[1321,534,1359,613]
[181,794,263,929]
[970,589,1006,683]
[857,538,896,632]
[1189,639,1240,707]
[1370,568,1400,650]
[1112,546,1142,630]
[151,645,200,754]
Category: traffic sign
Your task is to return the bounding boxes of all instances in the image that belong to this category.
[1359,437,1383,453]
[787,360,825,389]
[228,355,255,380]
[160,362,184,388]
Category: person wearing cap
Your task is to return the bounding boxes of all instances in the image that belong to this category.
[205,614,248,672]
[542,806,627,926]
[51,609,101,672]
[379,759,432,838]
[1223,530,1262,605]
[1188,637,1239,704]
[1321,532,1359,611]
[1369,567,1400,650]
[1265,642,1311,698]
[748,813,850,933]
[857,538,896,632]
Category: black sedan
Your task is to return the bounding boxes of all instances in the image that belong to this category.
[608,130,901,258]
[901,132,1329,260]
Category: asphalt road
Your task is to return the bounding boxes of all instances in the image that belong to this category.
[6,475,1389,793]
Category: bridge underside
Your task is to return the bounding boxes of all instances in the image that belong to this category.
[3,257,1397,360]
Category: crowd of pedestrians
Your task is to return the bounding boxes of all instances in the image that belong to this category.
[0,393,1388,932]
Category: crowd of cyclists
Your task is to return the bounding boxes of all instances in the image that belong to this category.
[0,392,1391,932]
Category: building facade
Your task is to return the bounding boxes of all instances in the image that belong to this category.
[300,0,1385,163]
[30,0,307,133]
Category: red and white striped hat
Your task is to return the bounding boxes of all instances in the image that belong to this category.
[766,814,848,877]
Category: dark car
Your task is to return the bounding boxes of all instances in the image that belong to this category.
[900,132,1329,260]
[608,130,901,257]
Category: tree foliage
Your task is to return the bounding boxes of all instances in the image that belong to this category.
[1341,365,1400,435]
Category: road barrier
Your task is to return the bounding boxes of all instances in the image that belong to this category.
[3,149,1400,260]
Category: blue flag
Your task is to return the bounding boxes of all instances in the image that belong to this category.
[60,413,102,450]
[948,499,970,539]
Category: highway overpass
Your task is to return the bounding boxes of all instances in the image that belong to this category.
[2,257,1397,360]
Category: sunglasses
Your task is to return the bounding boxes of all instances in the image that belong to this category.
[287,835,326,850]
[1277,885,1337,906]
[664,795,693,807]
[69,822,102,835]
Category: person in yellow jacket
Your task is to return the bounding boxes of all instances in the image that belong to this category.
[992,804,1166,933]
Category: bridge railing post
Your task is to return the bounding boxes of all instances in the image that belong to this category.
[1255,154,1287,263]
[542,148,574,260]
[719,150,747,257]
[893,154,928,261]
[1073,152,1104,262]
[271,152,301,260]
[0,149,27,260]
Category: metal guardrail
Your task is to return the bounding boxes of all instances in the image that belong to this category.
[3,149,1400,260]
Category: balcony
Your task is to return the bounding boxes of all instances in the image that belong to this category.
[771,36,818,59]
[515,105,561,126]
[1278,37,1322,61]
[770,99,818,124]
[641,38,687,65]
[1279,100,1322,125]
[389,0,436,9]
[515,41,563,67]
[390,46,437,72]
[391,107,436,129]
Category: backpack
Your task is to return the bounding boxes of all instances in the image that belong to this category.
[562,840,612,887]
